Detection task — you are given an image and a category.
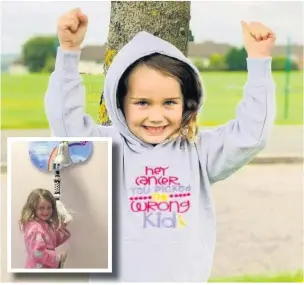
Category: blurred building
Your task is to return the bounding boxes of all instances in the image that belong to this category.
[7,58,28,75]
[79,45,106,75]
[4,41,302,74]
[80,42,303,71]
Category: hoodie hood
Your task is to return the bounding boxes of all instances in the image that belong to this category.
[103,31,203,149]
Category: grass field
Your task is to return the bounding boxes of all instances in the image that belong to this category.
[1,71,303,129]
[208,269,303,282]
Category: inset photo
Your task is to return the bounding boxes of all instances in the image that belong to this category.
[7,137,112,273]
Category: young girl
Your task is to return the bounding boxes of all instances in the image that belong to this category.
[45,8,276,282]
[20,188,71,268]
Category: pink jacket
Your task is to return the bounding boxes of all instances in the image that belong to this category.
[23,219,71,268]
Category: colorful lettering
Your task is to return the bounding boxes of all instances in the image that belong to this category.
[177,214,187,228]
[135,176,179,186]
[130,200,190,213]
[143,212,177,228]
[152,193,169,202]
[131,165,192,230]
[145,166,169,176]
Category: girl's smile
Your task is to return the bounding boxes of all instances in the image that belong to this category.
[142,126,168,135]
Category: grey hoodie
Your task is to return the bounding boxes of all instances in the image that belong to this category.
[45,31,276,282]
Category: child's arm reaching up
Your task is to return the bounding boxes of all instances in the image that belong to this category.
[55,223,71,247]
[45,8,108,137]
[198,22,276,184]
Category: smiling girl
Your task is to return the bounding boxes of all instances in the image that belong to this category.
[19,188,70,268]
[44,8,276,282]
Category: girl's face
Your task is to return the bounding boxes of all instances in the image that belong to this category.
[123,65,183,144]
[36,199,53,221]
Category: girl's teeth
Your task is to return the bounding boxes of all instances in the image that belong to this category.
[146,127,165,133]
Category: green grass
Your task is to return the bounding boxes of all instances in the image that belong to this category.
[209,269,303,282]
[1,71,303,129]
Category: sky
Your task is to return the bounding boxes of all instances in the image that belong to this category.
[1,0,303,55]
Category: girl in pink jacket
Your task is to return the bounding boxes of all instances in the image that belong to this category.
[19,188,71,268]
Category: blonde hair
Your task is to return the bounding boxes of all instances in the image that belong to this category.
[19,188,59,230]
[158,69,200,142]
[174,112,199,141]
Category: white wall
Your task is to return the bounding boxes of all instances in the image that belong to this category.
[9,140,110,270]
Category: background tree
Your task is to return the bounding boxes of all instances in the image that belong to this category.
[188,29,195,42]
[209,53,226,70]
[22,36,57,72]
[225,47,247,71]
[192,58,205,72]
[98,1,191,125]
[272,56,299,71]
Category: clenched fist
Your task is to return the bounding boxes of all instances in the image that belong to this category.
[241,21,276,58]
[57,8,88,51]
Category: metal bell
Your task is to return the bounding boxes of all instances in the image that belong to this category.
[52,141,72,170]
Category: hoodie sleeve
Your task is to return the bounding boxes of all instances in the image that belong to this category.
[55,225,71,247]
[44,47,109,137]
[25,226,60,268]
[198,57,276,184]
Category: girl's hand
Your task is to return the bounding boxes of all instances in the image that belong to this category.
[241,21,276,58]
[57,8,88,51]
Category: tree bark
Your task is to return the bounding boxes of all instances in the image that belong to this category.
[98,1,191,125]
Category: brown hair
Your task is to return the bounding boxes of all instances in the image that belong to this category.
[116,53,203,141]
[19,188,59,230]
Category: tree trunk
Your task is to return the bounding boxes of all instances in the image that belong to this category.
[97,1,191,125]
